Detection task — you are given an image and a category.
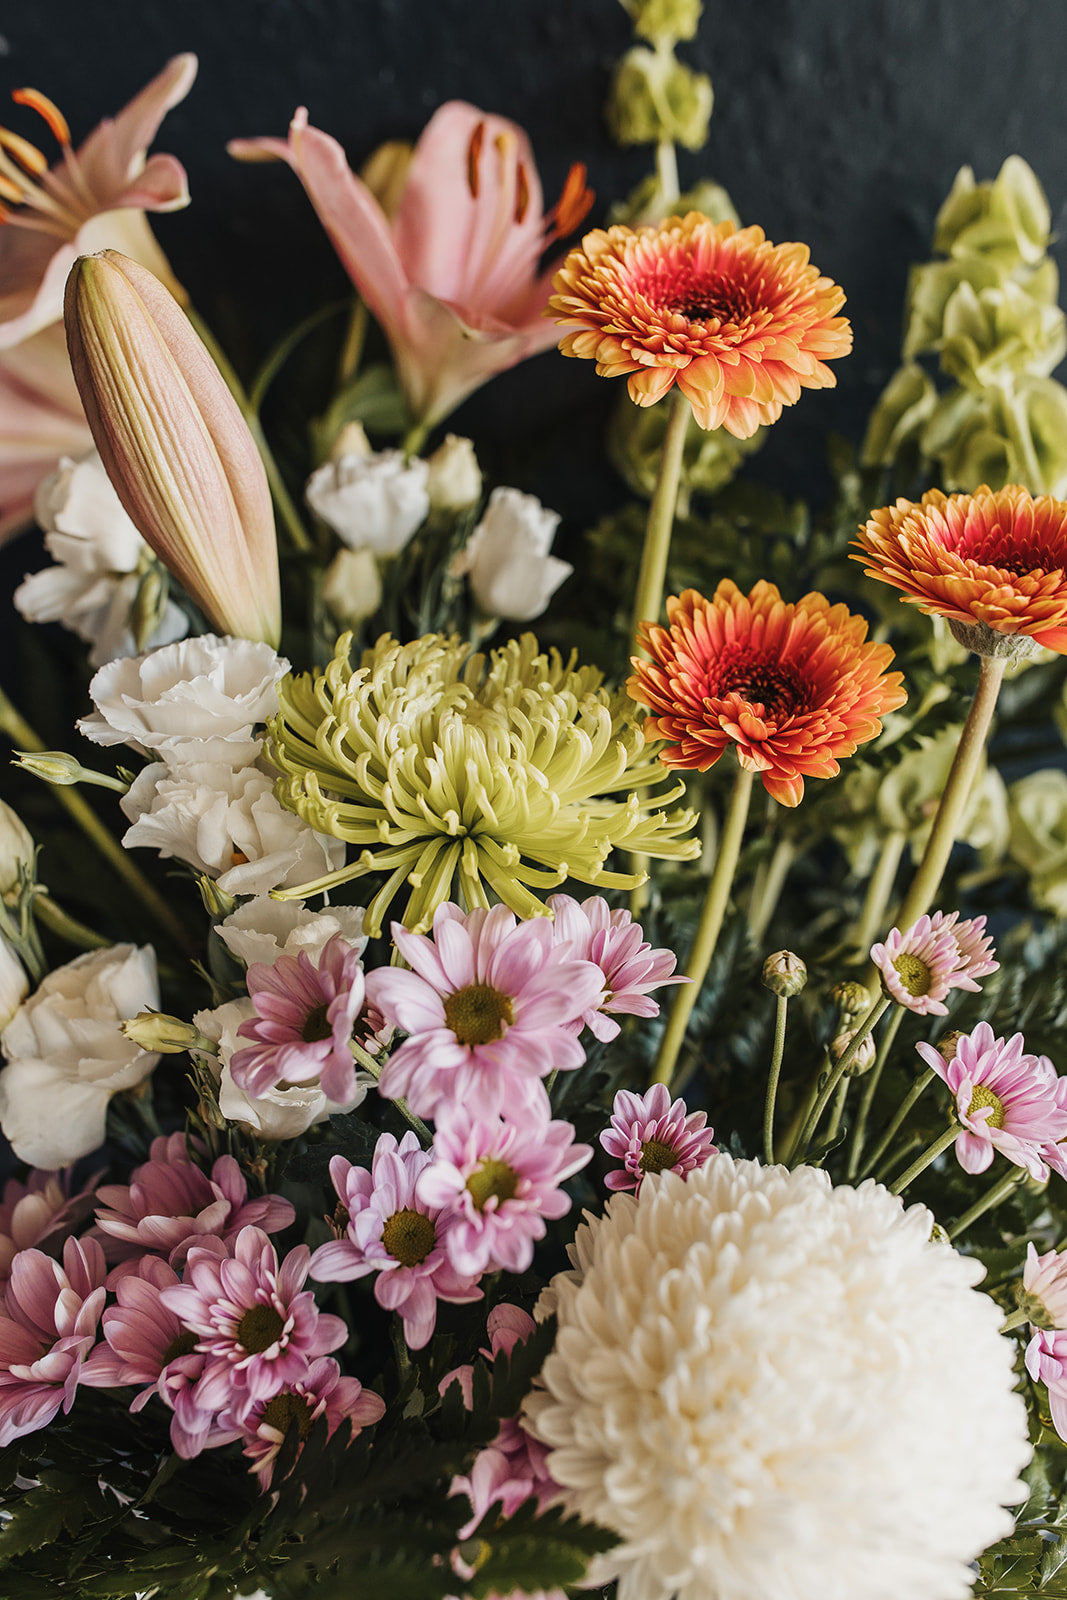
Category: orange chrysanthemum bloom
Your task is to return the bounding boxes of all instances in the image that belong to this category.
[628,581,907,807]
[856,485,1067,653]
[548,214,852,437]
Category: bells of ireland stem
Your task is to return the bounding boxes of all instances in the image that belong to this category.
[63,251,281,648]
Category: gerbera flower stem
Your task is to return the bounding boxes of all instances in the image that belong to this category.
[763,993,790,1165]
[630,389,692,648]
[790,994,891,1164]
[889,654,1007,943]
[889,1124,960,1196]
[846,1002,905,1178]
[947,1168,1025,1242]
[652,762,754,1089]
[863,1067,937,1180]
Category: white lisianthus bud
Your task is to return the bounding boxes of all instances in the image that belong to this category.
[0,939,28,1030]
[328,421,372,462]
[425,434,481,512]
[321,548,383,628]
[305,449,430,555]
[121,1012,213,1054]
[0,802,34,902]
[453,487,572,622]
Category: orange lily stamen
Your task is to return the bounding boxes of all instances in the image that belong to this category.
[0,126,49,176]
[466,120,485,199]
[547,162,594,241]
[11,87,70,147]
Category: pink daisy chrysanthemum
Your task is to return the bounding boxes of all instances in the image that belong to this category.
[545,893,685,1042]
[439,1302,538,1407]
[599,1084,718,1194]
[1019,1243,1067,1331]
[310,1135,482,1351]
[365,903,605,1120]
[871,911,999,1016]
[229,1356,385,1488]
[231,934,366,1104]
[916,1021,1067,1178]
[93,1132,294,1283]
[0,1236,107,1446]
[80,1253,240,1459]
[417,1105,591,1277]
[1026,1327,1067,1441]
[160,1225,347,1419]
[0,1168,99,1290]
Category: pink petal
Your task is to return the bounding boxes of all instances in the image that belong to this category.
[75,55,197,208]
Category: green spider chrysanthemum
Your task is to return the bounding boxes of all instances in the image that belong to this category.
[267,630,699,935]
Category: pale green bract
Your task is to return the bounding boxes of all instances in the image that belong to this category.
[267,629,700,936]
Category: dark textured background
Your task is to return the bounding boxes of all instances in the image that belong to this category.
[4,0,1067,522]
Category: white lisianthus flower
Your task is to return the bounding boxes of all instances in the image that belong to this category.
[217,896,366,968]
[192,998,370,1141]
[0,800,34,902]
[305,449,430,555]
[120,763,345,898]
[79,634,290,768]
[523,1154,1030,1600]
[321,548,383,628]
[0,939,28,1030]
[0,944,161,1166]
[426,434,481,512]
[454,487,572,622]
[14,452,189,668]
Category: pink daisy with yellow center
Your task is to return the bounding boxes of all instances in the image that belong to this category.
[855,485,1067,652]
[548,214,852,437]
[628,580,907,806]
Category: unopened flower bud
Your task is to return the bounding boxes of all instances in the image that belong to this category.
[1018,1244,1067,1330]
[831,1028,877,1076]
[935,1031,964,1063]
[0,937,28,1030]
[65,251,281,648]
[322,548,383,628]
[762,951,807,998]
[426,434,482,512]
[14,750,127,793]
[121,1012,214,1054]
[329,421,372,463]
[197,875,237,919]
[0,801,35,903]
[129,562,169,654]
[831,980,869,1023]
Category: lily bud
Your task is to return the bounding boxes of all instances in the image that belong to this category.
[64,250,281,648]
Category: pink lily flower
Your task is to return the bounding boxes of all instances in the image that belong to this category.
[231,101,593,429]
[0,55,196,349]
[0,323,91,538]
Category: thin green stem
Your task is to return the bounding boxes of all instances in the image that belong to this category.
[337,297,368,386]
[763,993,789,1165]
[863,1066,937,1180]
[947,1167,1024,1242]
[248,300,347,415]
[655,139,680,208]
[33,892,110,951]
[791,994,891,1165]
[630,388,691,649]
[402,420,430,457]
[0,689,196,955]
[748,834,797,945]
[825,1077,850,1145]
[186,306,313,554]
[846,1003,905,1179]
[652,762,754,1089]
[852,828,906,956]
[351,1038,432,1147]
[890,1123,959,1195]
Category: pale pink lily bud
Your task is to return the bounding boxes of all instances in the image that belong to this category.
[63,251,281,647]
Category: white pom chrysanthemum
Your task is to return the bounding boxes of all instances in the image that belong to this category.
[522,1154,1030,1600]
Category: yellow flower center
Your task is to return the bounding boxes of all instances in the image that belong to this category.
[893,952,932,997]
[967,1083,1006,1130]
[639,1137,677,1175]
[237,1303,285,1354]
[381,1207,435,1267]
[443,983,514,1046]
[465,1158,519,1211]
[260,1392,314,1441]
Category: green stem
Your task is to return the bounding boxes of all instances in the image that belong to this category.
[337,297,368,386]
[351,1038,432,1147]
[402,420,430,457]
[0,689,196,955]
[652,762,754,1089]
[891,654,1007,940]
[791,994,891,1165]
[248,300,347,415]
[655,139,680,208]
[947,1167,1024,1242]
[846,1002,904,1179]
[825,1077,850,1144]
[748,835,797,945]
[630,388,691,649]
[763,993,789,1164]
[33,892,111,951]
[863,1066,937,1180]
[186,306,313,555]
[890,1123,959,1195]
[852,828,906,956]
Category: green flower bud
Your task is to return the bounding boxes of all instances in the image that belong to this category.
[831,981,869,1024]
[14,750,128,793]
[130,561,171,655]
[607,46,713,151]
[628,0,703,44]
[762,951,807,998]
[122,1012,214,1054]
[197,874,237,920]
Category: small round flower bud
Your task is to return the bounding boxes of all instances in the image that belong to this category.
[328,421,372,463]
[762,951,807,998]
[322,548,383,629]
[935,1030,964,1063]
[197,875,236,920]
[831,980,869,1022]
[831,1028,877,1077]
[122,1012,215,1055]
[426,434,481,513]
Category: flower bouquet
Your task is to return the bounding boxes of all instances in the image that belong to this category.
[1,6,1067,1597]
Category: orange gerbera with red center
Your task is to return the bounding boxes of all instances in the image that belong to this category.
[628,581,907,807]
[548,214,852,438]
[856,485,1067,652]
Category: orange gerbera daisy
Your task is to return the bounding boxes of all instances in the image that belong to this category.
[856,485,1067,653]
[548,214,852,437]
[628,581,907,806]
